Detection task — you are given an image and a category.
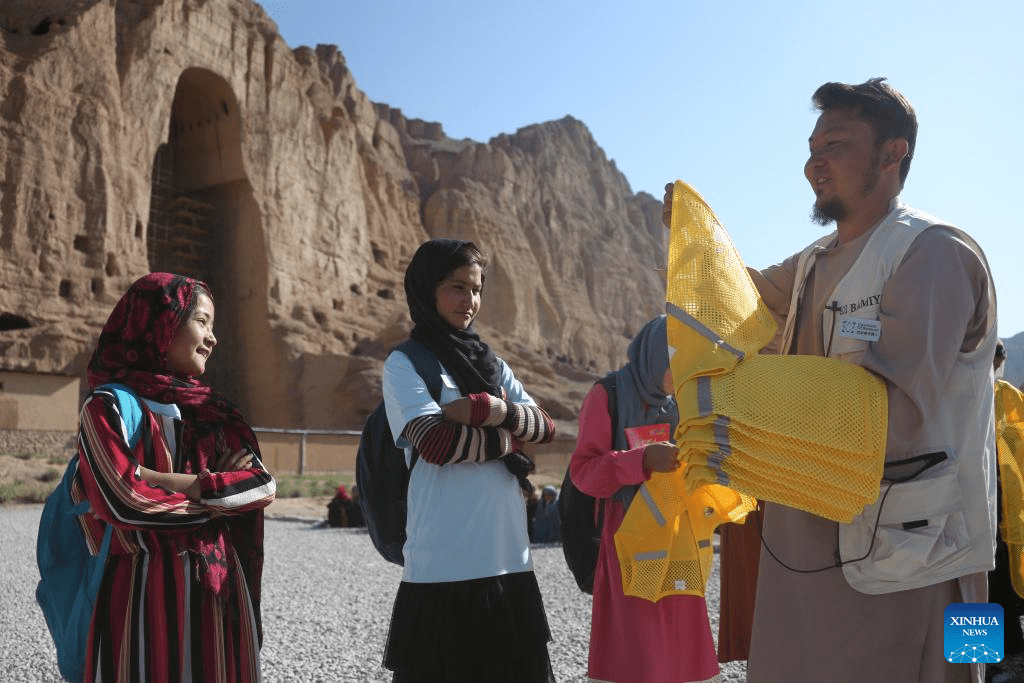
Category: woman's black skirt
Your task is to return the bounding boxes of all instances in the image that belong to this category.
[384,571,555,682]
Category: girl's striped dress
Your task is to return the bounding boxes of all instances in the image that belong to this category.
[74,387,276,683]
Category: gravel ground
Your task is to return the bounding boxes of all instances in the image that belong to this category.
[2,504,745,682]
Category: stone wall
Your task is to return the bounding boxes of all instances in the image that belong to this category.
[0,429,75,459]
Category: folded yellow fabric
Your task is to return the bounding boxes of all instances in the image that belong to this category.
[680,419,878,485]
[683,462,863,524]
[676,353,887,455]
[615,180,889,602]
[673,353,887,521]
[666,181,886,523]
[995,379,1024,598]
[682,449,877,521]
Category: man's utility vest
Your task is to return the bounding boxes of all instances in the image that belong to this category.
[778,202,998,594]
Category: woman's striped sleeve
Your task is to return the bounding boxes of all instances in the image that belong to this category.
[198,456,276,513]
[402,414,513,465]
[465,392,555,444]
[500,402,555,443]
[77,394,210,530]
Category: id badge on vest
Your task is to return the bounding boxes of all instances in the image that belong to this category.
[825,307,882,362]
[838,317,882,343]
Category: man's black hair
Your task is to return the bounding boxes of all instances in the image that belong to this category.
[812,77,917,187]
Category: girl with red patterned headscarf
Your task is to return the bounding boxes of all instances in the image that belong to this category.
[73,272,276,683]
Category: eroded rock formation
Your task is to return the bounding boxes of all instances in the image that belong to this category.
[0,0,665,431]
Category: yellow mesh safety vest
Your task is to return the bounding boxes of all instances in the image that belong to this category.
[667,181,886,521]
[675,353,886,520]
[615,181,888,603]
[995,379,1024,598]
[664,183,776,384]
[614,475,756,602]
[681,417,880,483]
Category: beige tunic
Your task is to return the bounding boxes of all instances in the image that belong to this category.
[745,221,995,683]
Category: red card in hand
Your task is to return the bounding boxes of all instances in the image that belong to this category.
[624,423,671,449]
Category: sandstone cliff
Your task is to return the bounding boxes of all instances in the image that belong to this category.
[0,0,665,431]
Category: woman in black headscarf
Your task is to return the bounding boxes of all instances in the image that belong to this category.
[381,238,557,682]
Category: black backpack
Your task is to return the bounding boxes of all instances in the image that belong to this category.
[558,374,619,594]
[356,339,443,565]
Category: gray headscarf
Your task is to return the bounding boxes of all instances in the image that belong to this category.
[609,315,678,451]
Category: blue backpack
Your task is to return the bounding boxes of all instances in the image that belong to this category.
[356,340,442,565]
[36,383,143,683]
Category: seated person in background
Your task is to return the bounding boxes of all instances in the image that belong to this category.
[523,478,539,541]
[347,485,365,527]
[327,484,359,528]
[531,485,561,543]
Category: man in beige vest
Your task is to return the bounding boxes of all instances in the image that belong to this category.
[665,78,998,683]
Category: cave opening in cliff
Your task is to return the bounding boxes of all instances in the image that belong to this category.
[146,68,268,418]
[0,313,31,331]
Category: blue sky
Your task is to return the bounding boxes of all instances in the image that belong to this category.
[262,1,1022,336]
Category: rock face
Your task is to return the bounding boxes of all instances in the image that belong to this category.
[0,0,665,430]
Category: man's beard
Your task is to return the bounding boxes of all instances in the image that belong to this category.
[811,198,844,226]
[809,153,881,227]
